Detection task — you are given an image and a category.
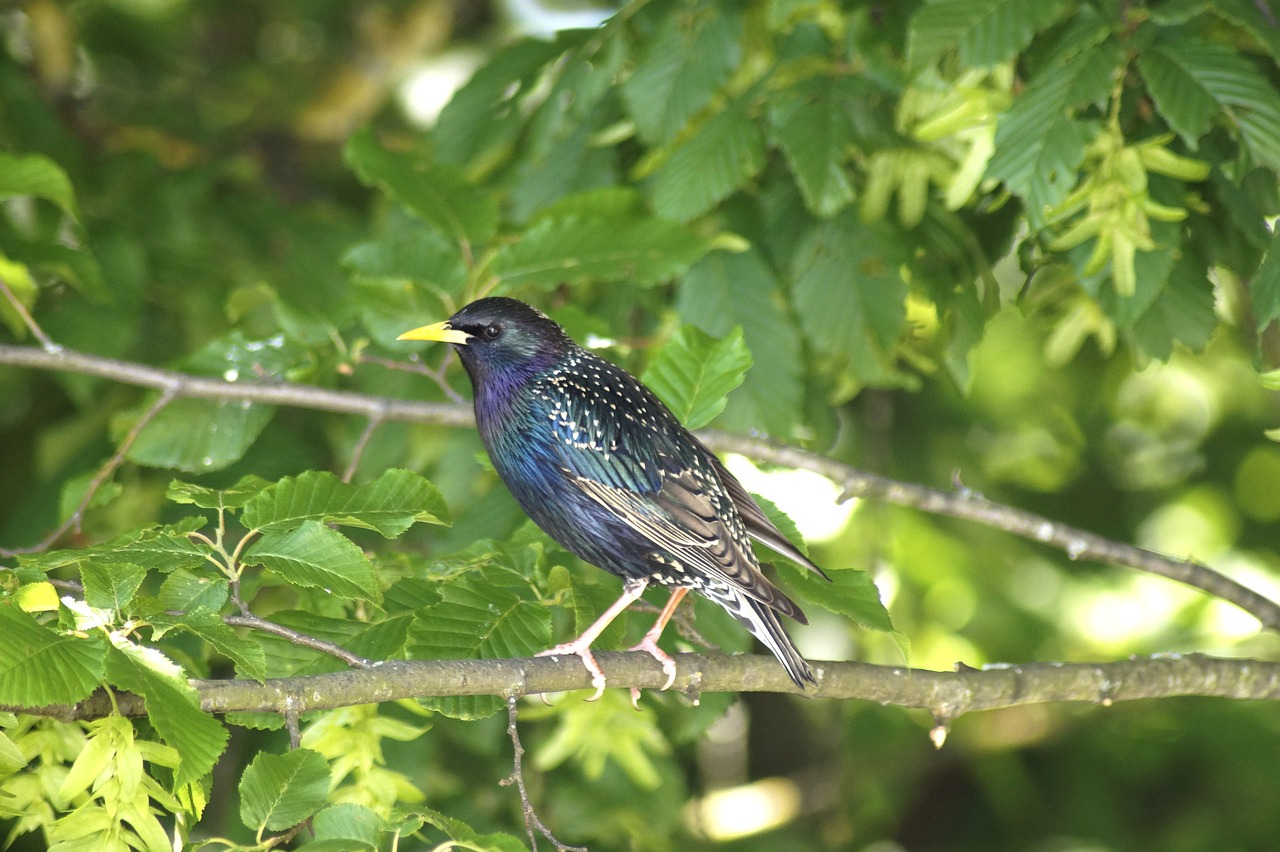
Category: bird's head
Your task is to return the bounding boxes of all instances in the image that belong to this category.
[397,297,572,387]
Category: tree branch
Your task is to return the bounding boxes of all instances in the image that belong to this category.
[7,653,1279,724]
[1,341,1277,630]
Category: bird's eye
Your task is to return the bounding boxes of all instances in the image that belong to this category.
[481,323,503,340]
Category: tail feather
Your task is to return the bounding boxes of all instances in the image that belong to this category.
[714,588,817,688]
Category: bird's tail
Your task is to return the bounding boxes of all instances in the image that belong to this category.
[718,590,817,688]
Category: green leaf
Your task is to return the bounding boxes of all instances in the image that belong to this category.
[1143,36,1280,171]
[0,606,105,705]
[621,8,741,144]
[241,469,449,537]
[769,77,859,218]
[19,523,210,576]
[0,255,37,339]
[345,126,498,248]
[776,560,895,634]
[104,641,228,786]
[791,213,909,384]
[677,247,805,437]
[433,38,563,168]
[908,0,1072,72]
[124,397,275,473]
[1137,45,1219,145]
[239,748,331,832]
[642,325,752,430]
[242,521,381,602]
[0,151,77,218]
[1130,252,1217,358]
[168,476,272,510]
[987,40,1123,226]
[419,806,528,852]
[158,568,231,613]
[150,611,267,682]
[307,803,383,851]
[1251,228,1280,332]
[649,101,766,221]
[408,567,552,719]
[490,209,713,288]
[80,562,146,611]
[535,690,671,789]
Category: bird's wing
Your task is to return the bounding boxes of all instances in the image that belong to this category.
[539,365,805,620]
[705,453,831,581]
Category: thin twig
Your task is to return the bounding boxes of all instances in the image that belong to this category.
[501,696,588,852]
[0,386,178,556]
[342,416,383,483]
[223,613,374,669]
[359,351,465,404]
[0,272,60,352]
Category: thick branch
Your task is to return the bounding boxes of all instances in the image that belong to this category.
[2,342,1277,629]
[9,653,1279,723]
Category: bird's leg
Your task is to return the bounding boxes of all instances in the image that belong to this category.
[627,587,689,709]
[537,578,649,701]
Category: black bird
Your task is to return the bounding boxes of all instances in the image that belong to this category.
[399,298,827,696]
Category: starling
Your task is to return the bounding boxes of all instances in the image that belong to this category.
[399,298,827,696]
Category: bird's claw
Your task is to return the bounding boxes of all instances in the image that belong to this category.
[537,643,607,701]
[626,636,679,709]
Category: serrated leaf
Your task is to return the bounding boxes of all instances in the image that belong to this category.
[908,0,1071,72]
[0,151,78,218]
[677,247,804,436]
[21,524,210,576]
[124,397,275,473]
[239,748,331,832]
[1251,229,1280,332]
[241,469,449,537]
[345,126,498,248]
[490,211,712,288]
[649,101,766,222]
[776,560,894,633]
[769,77,858,218]
[408,568,552,719]
[309,803,383,850]
[621,8,741,144]
[158,568,230,613]
[1137,46,1219,145]
[80,562,147,611]
[987,41,1123,226]
[1130,251,1217,358]
[242,521,381,602]
[168,476,272,510]
[0,730,26,774]
[791,213,909,384]
[104,641,228,786]
[433,38,563,168]
[0,606,105,705]
[420,806,528,852]
[1143,36,1280,171]
[150,611,267,682]
[642,325,751,430]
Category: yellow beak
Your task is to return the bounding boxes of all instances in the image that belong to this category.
[397,321,471,345]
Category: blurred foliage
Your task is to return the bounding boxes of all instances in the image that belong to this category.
[2,0,1280,849]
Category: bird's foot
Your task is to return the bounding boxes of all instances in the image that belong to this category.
[625,636,679,710]
[536,642,607,701]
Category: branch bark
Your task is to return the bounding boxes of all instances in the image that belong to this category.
[2,341,1276,629]
[7,653,1279,724]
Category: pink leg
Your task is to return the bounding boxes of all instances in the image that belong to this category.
[631,588,688,687]
[537,578,649,701]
